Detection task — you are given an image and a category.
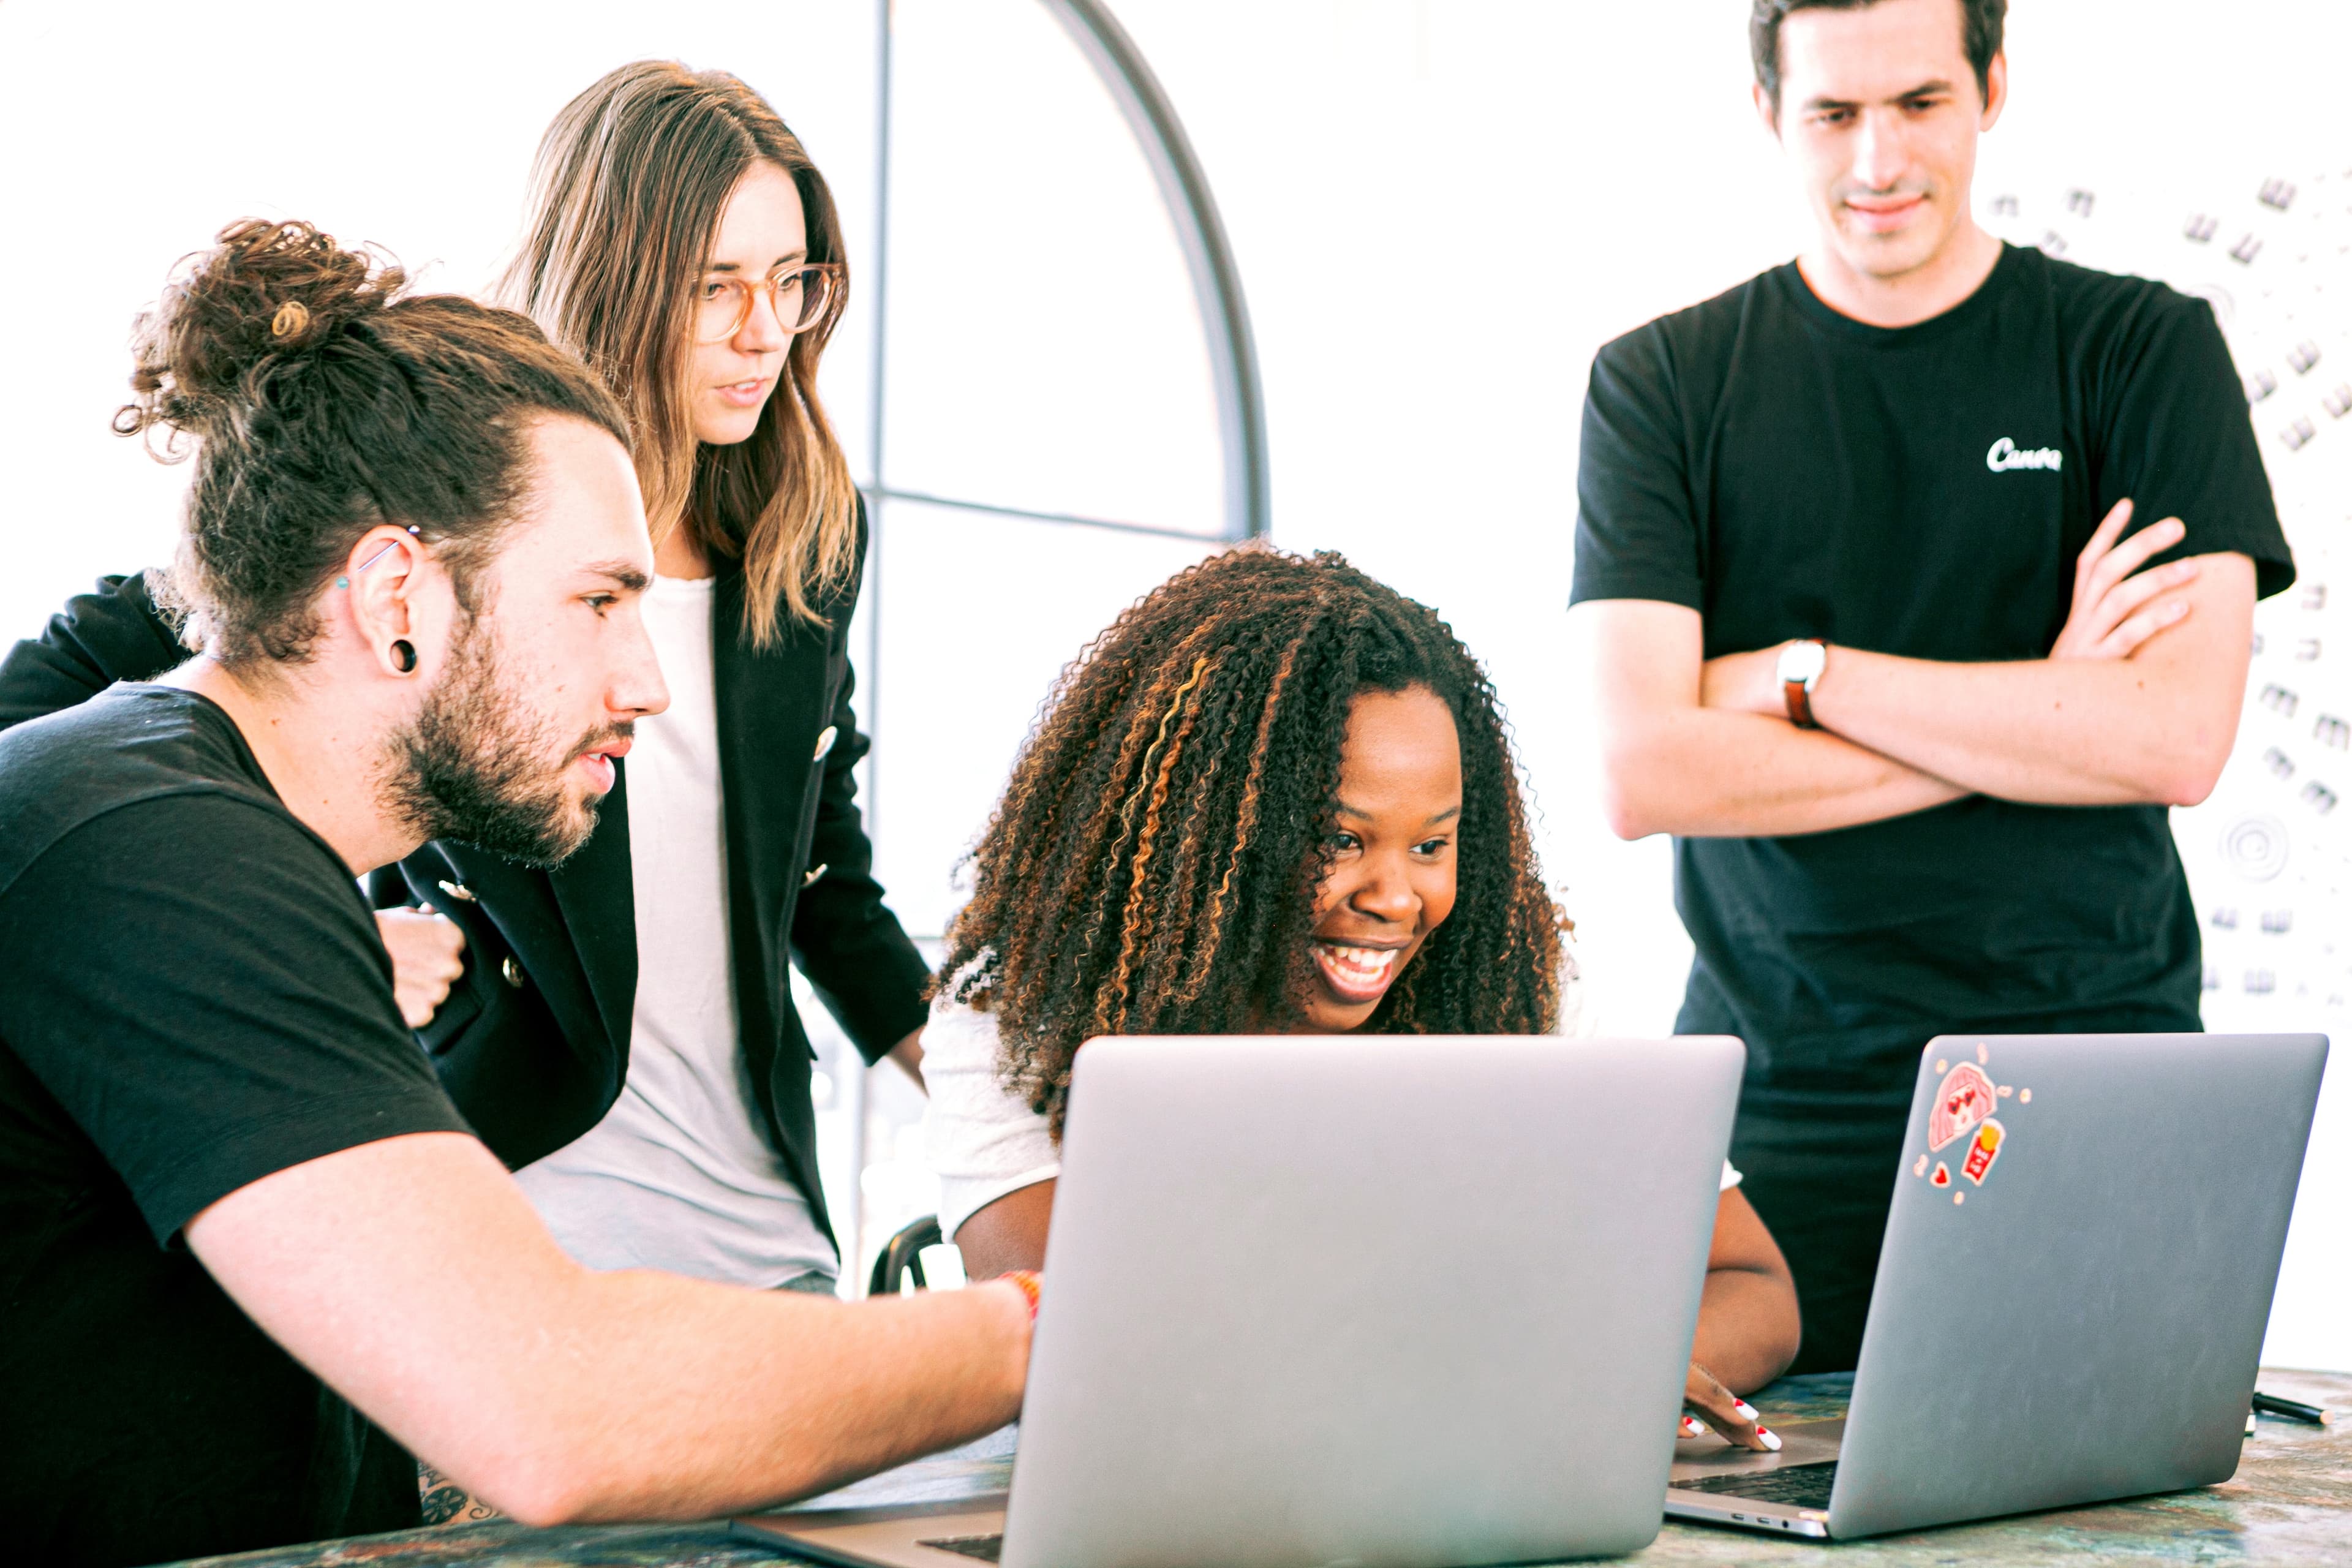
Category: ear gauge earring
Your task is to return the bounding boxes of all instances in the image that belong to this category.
[334,576,350,590]
[391,640,418,675]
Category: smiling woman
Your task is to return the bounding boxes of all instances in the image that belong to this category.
[924,545,1801,1425]
[935,545,1563,1142]
[921,546,1561,1280]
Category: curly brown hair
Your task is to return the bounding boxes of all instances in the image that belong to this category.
[940,546,1563,1134]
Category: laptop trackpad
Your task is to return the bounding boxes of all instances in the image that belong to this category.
[734,1499,1012,1567]
[1670,1415,1844,1482]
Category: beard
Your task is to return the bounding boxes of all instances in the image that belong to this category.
[381,617,625,869]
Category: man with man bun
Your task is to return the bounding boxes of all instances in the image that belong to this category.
[0,221,1030,1567]
[1570,0,2294,1371]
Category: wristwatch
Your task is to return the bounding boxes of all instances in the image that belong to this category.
[1777,639,1828,729]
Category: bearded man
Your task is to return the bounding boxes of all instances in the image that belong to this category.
[0,220,1030,1568]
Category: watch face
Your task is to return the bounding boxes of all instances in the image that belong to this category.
[1780,639,1826,685]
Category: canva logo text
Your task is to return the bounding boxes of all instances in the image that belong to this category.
[1986,437,2064,472]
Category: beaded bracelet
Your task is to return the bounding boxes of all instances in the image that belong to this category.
[1001,1269,1042,1321]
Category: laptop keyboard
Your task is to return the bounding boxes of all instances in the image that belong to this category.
[1676,1459,1839,1510]
[918,1535,1006,1562]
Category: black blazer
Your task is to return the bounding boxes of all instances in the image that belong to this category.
[0,514,930,1251]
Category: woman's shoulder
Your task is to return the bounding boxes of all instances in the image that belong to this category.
[922,977,1059,1238]
[924,986,1006,1072]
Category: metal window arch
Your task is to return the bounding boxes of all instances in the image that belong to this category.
[863,0,1270,543]
[840,2,1269,1278]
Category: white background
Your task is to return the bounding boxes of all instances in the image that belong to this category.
[2,1,2345,1366]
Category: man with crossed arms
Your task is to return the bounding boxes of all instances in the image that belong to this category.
[1571,0,2293,1371]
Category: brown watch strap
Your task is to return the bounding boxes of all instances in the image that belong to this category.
[1782,638,1825,730]
[1783,677,1818,729]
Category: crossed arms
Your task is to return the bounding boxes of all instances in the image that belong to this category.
[1575,502,2258,840]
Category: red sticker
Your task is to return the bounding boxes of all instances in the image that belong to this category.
[1961,1118,2006,1186]
[1930,1161,1951,1187]
[1929,1061,1999,1151]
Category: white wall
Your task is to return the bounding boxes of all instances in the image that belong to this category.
[2,0,2345,1366]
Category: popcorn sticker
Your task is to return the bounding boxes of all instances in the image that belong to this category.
[1960,1119,2006,1186]
[1929,1061,2000,1151]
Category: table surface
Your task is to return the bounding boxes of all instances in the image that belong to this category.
[178,1368,2352,1567]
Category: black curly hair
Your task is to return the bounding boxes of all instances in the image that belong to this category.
[940,545,1563,1134]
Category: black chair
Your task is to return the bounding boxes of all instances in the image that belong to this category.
[867,1213,944,1297]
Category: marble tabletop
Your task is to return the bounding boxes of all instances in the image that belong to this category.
[177,1368,2352,1567]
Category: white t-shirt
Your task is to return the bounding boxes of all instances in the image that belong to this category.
[515,574,837,1287]
[924,962,1740,1241]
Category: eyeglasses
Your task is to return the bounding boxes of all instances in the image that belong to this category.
[693,262,842,344]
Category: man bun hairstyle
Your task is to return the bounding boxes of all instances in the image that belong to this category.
[1751,0,2006,110]
[116,218,631,668]
[942,545,1564,1136]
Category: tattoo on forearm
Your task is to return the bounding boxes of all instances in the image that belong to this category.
[416,1460,503,1527]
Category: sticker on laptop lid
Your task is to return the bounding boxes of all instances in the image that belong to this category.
[1929,1061,1999,1151]
[1930,1161,1951,1187]
[1960,1118,2006,1186]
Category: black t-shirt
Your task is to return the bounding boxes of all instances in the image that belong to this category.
[0,685,472,1566]
[1571,245,2294,1114]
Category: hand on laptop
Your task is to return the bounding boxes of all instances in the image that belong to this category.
[1683,1361,1779,1452]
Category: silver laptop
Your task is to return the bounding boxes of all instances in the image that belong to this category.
[1667,1031,2328,1540]
[741,1033,1744,1568]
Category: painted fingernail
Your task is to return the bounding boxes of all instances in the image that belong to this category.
[1680,1415,1709,1438]
[1733,1400,1760,1420]
[1756,1425,1783,1452]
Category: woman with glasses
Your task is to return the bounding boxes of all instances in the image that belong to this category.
[0,62,925,1302]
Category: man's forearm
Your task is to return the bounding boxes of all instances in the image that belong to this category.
[480,1269,1030,1523]
[1575,598,1967,841]
[1704,552,2258,809]
[192,1134,1030,1530]
[1600,704,1966,839]
[1806,647,2237,807]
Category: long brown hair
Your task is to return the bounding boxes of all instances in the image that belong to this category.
[499,61,858,643]
[941,547,1564,1134]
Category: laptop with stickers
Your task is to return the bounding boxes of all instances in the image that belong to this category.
[1666,1031,2328,1540]
[738,1033,1745,1568]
